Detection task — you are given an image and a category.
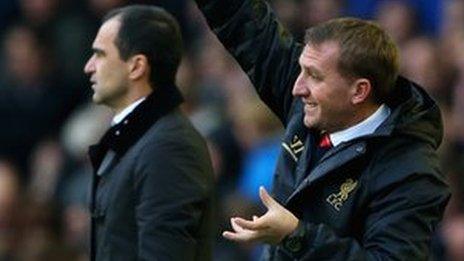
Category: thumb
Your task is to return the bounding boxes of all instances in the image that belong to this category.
[259,186,278,209]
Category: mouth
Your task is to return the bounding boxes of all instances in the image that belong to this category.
[89,78,96,88]
[304,102,317,114]
[305,102,317,108]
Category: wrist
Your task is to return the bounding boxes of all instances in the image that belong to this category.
[281,221,305,255]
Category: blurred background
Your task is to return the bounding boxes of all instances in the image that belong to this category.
[0,0,462,260]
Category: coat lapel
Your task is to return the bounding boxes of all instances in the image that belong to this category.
[88,84,183,174]
[96,150,118,177]
[88,84,184,219]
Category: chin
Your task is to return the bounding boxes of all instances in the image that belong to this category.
[303,116,314,128]
[92,94,103,104]
[304,116,324,131]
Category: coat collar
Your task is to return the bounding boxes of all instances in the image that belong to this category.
[88,85,183,172]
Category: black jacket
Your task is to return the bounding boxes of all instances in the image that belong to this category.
[88,86,215,260]
[195,0,450,259]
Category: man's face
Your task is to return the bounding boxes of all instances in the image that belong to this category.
[84,17,130,110]
[292,41,355,132]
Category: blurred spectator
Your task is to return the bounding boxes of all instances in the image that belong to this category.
[18,0,95,104]
[29,139,64,204]
[0,160,20,260]
[235,99,282,202]
[271,0,300,35]
[375,0,418,45]
[442,215,464,261]
[441,0,464,37]
[296,0,342,39]
[401,36,449,102]
[57,102,111,211]
[14,199,80,261]
[346,0,443,36]
[19,0,58,26]
[57,103,111,259]
[0,25,67,179]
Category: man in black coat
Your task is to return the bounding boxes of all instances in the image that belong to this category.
[193,0,450,259]
[84,5,214,260]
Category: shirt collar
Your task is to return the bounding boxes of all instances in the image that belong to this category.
[330,104,391,147]
[111,97,146,126]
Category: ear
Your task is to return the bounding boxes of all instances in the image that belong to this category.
[350,78,372,105]
[128,54,149,81]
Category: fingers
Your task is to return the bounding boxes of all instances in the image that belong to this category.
[222,230,239,241]
[234,216,269,230]
[223,218,260,242]
[223,230,256,242]
[230,217,244,232]
[259,186,278,209]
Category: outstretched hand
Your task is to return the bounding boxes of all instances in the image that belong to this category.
[223,186,299,245]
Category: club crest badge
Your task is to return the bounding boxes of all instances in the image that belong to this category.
[326,178,358,211]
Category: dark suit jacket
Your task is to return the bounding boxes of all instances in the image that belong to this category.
[88,86,215,260]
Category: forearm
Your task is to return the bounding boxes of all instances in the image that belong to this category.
[195,0,301,122]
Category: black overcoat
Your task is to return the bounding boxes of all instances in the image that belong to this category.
[88,86,215,261]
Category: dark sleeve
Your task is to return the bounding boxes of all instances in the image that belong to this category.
[195,0,303,124]
[279,175,450,260]
[133,137,213,260]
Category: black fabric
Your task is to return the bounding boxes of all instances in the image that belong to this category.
[195,0,450,260]
[88,85,183,171]
[88,85,215,260]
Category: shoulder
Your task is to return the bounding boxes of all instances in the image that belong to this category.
[141,109,207,149]
[367,137,447,193]
[133,109,211,170]
[130,110,214,189]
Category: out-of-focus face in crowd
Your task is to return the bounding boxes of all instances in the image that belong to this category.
[19,0,57,24]
[2,26,43,87]
[0,161,19,224]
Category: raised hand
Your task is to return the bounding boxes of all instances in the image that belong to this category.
[223,186,299,245]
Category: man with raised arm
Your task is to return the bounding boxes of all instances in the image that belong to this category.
[192,0,450,259]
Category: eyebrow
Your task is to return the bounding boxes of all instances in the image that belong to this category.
[92,47,105,55]
[299,61,321,74]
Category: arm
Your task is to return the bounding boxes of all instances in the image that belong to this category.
[195,0,302,123]
[227,176,450,260]
[133,137,213,260]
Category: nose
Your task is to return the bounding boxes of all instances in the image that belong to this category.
[292,71,309,97]
[84,55,95,74]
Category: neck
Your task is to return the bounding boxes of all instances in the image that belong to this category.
[350,104,380,127]
[112,83,152,114]
[327,103,380,134]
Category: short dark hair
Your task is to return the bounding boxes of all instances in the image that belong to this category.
[305,18,399,104]
[103,5,183,88]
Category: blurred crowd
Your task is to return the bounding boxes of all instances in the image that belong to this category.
[0,0,462,260]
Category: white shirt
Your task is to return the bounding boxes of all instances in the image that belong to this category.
[111,97,146,126]
[329,104,391,147]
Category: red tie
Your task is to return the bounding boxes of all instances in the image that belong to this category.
[318,133,332,149]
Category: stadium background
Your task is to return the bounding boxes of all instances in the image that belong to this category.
[0,0,462,260]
